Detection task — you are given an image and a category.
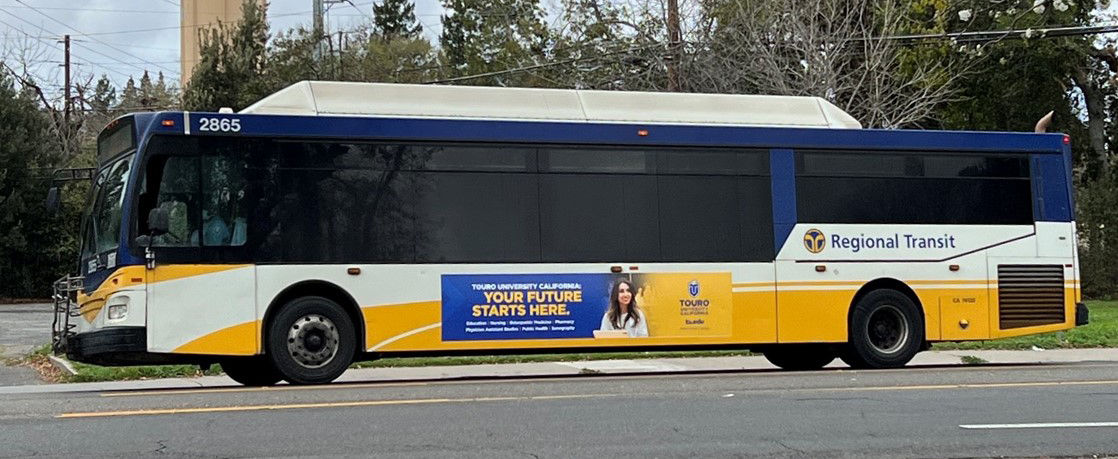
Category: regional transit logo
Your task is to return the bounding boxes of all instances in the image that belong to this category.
[803,229,826,254]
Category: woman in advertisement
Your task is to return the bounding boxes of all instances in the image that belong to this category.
[598,279,649,337]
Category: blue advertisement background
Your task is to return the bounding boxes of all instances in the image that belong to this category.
[442,274,611,341]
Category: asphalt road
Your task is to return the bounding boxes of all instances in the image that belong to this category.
[0,303,53,386]
[1,363,1116,459]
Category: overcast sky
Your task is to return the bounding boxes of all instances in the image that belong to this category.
[0,0,1114,99]
[0,0,448,93]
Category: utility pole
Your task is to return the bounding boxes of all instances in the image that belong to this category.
[313,0,325,61]
[61,34,71,127]
[337,30,345,78]
[313,0,324,39]
[665,0,682,92]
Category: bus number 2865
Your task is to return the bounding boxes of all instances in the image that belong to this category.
[199,117,242,133]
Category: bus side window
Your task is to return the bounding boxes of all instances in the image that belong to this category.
[201,156,248,247]
[150,156,201,247]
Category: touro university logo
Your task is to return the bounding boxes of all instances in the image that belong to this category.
[803,229,826,254]
[688,280,700,298]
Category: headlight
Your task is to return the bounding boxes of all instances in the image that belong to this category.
[106,297,130,320]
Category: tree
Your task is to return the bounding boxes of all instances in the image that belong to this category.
[537,0,660,90]
[439,0,550,85]
[88,75,116,115]
[0,71,62,297]
[183,0,270,111]
[119,77,140,111]
[687,0,964,128]
[923,1,1115,297]
[372,0,423,40]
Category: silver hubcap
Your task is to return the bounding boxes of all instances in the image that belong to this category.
[865,305,908,355]
[287,314,339,368]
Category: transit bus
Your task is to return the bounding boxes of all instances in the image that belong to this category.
[53,81,1088,385]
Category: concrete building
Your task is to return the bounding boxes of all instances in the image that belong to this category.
[180,0,264,86]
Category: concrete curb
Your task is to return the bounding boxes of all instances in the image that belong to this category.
[47,355,78,376]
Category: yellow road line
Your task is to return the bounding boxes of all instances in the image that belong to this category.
[100,381,431,397]
[60,394,608,419]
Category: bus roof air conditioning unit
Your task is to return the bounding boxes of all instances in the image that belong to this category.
[239,81,863,129]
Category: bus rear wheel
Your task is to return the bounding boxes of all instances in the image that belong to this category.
[762,345,835,371]
[266,296,356,385]
[220,357,282,386]
[847,289,923,369]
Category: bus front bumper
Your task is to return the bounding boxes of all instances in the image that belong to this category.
[66,327,147,365]
[1077,302,1089,326]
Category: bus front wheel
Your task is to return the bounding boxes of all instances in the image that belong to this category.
[847,289,923,369]
[220,357,282,386]
[266,296,356,385]
[762,345,835,371]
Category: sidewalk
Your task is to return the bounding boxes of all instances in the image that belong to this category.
[2,348,1117,395]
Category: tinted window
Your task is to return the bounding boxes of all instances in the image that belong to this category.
[414,172,540,262]
[796,151,1032,224]
[539,174,660,261]
[421,145,535,172]
[659,176,773,261]
[200,156,248,247]
[270,142,416,262]
[659,149,769,175]
[150,156,200,247]
[141,137,777,263]
[541,148,654,174]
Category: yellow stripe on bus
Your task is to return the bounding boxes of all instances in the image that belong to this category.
[172,320,259,355]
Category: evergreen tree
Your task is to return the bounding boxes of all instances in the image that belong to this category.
[138,71,156,109]
[119,77,140,110]
[372,0,423,40]
[153,72,177,108]
[84,75,119,138]
[0,72,59,296]
[88,75,117,115]
[439,0,549,85]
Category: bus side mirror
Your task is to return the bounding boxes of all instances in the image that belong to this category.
[148,207,169,236]
[45,187,60,217]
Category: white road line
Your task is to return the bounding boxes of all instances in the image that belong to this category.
[960,422,1118,429]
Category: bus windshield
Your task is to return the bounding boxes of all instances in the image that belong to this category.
[79,155,132,273]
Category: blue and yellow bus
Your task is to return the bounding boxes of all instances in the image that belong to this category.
[54,81,1086,385]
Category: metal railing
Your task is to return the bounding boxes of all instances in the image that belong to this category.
[51,275,83,354]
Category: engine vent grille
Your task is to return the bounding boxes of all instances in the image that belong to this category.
[998,264,1065,329]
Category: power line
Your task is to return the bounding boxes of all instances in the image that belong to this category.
[69,8,355,37]
[11,0,179,74]
[0,10,151,78]
[94,43,179,52]
[425,44,663,84]
[426,22,1118,85]
[72,60,180,66]
[0,5,177,14]
[864,23,1118,43]
[62,2,380,38]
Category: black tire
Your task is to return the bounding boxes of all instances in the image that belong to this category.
[847,289,923,369]
[220,357,283,386]
[762,345,835,371]
[266,296,356,385]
